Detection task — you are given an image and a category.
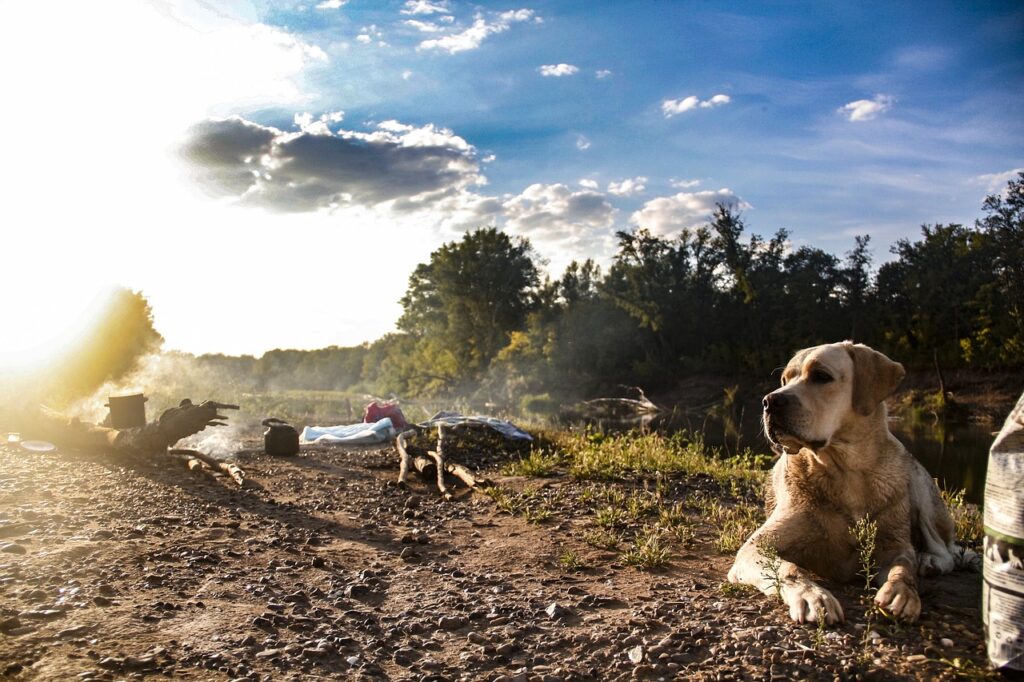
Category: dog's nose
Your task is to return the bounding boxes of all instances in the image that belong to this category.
[763,392,789,412]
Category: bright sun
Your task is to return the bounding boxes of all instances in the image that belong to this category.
[0,287,116,375]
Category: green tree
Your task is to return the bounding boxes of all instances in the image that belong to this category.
[966,172,1024,365]
[396,227,541,392]
[874,224,989,368]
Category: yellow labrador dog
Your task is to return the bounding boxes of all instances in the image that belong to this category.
[727,341,974,624]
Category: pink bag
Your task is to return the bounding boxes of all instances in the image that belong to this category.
[363,401,408,430]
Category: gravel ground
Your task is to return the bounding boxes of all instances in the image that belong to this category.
[0,440,990,681]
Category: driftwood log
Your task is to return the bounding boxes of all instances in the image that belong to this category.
[396,423,485,498]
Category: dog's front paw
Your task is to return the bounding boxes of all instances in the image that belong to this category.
[781,581,844,625]
[874,580,921,622]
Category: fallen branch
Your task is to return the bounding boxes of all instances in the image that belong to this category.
[429,424,450,500]
[395,423,488,498]
[169,448,245,486]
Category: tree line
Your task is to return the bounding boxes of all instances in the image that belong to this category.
[47,173,1023,409]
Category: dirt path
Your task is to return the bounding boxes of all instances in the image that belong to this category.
[0,442,988,681]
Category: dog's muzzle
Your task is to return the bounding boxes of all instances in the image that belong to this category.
[763,392,801,453]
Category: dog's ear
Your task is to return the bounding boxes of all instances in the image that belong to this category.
[846,343,905,416]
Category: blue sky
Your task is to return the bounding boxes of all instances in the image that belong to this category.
[0,0,1021,357]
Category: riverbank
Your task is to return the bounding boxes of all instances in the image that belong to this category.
[0,429,990,681]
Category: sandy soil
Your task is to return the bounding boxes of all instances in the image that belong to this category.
[0,439,990,681]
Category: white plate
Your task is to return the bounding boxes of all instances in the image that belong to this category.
[20,440,56,452]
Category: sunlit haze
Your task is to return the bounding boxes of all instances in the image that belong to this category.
[0,0,1020,363]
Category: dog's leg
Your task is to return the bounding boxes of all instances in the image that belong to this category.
[909,463,979,573]
[728,518,844,625]
[873,508,923,622]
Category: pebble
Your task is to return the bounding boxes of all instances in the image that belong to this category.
[0,542,26,555]
[439,615,466,630]
[627,645,644,664]
[545,602,570,620]
[940,637,954,648]
[393,648,422,666]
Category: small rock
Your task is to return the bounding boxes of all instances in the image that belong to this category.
[545,602,570,620]
[0,543,26,555]
[627,645,644,664]
[439,615,466,631]
[345,584,372,600]
[906,654,927,662]
[468,632,488,645]
[495,642,516,656]
[18,609,64,621]
[92,596,113,607]
[251,616,274,629]
[393,648,422,666]
[632,664,656,679]
[0,617,21,633]
[57,625,94,639]
[940,637,954,648]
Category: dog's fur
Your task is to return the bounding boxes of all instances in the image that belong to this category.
[727,341,975,624]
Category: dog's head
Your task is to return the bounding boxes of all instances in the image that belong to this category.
[762,341,905,453]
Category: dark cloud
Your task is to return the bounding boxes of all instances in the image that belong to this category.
[180,116,483,212]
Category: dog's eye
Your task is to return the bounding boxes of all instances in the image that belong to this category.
[810,370,833,384]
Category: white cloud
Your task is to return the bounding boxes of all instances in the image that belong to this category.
[402,69,414,80]
[607,176,647,197]
[662,93,731,117]
[972,167,1024,194]
[838,94,894,122]
[293,110,344,135]
[578,179,599,189]
[539,63,579,77]
[356,24,383,45]
[576,134,591,150]
[501,183,617,246]
[315,0,347,9]
[405,19,443,32]
[671,178,701,189]
[596,69,612,79]
[401,0,451,15]
[630,188,747,236]
[418,9,537,54]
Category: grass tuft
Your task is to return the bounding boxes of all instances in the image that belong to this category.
[621,525,670,570]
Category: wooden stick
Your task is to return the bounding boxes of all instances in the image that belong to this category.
[396,431,413,485]
[444,461,481,488]
[169,448,245,486]
[432,424,450,499]
[413,455,435,475]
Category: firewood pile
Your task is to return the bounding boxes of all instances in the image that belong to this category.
[395,423,509,499]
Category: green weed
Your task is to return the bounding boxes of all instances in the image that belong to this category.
[503,449,562,477]
[940,488,983,548]
[621,526,670,570]
[582,529,621,550]
[558,549,590,571]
